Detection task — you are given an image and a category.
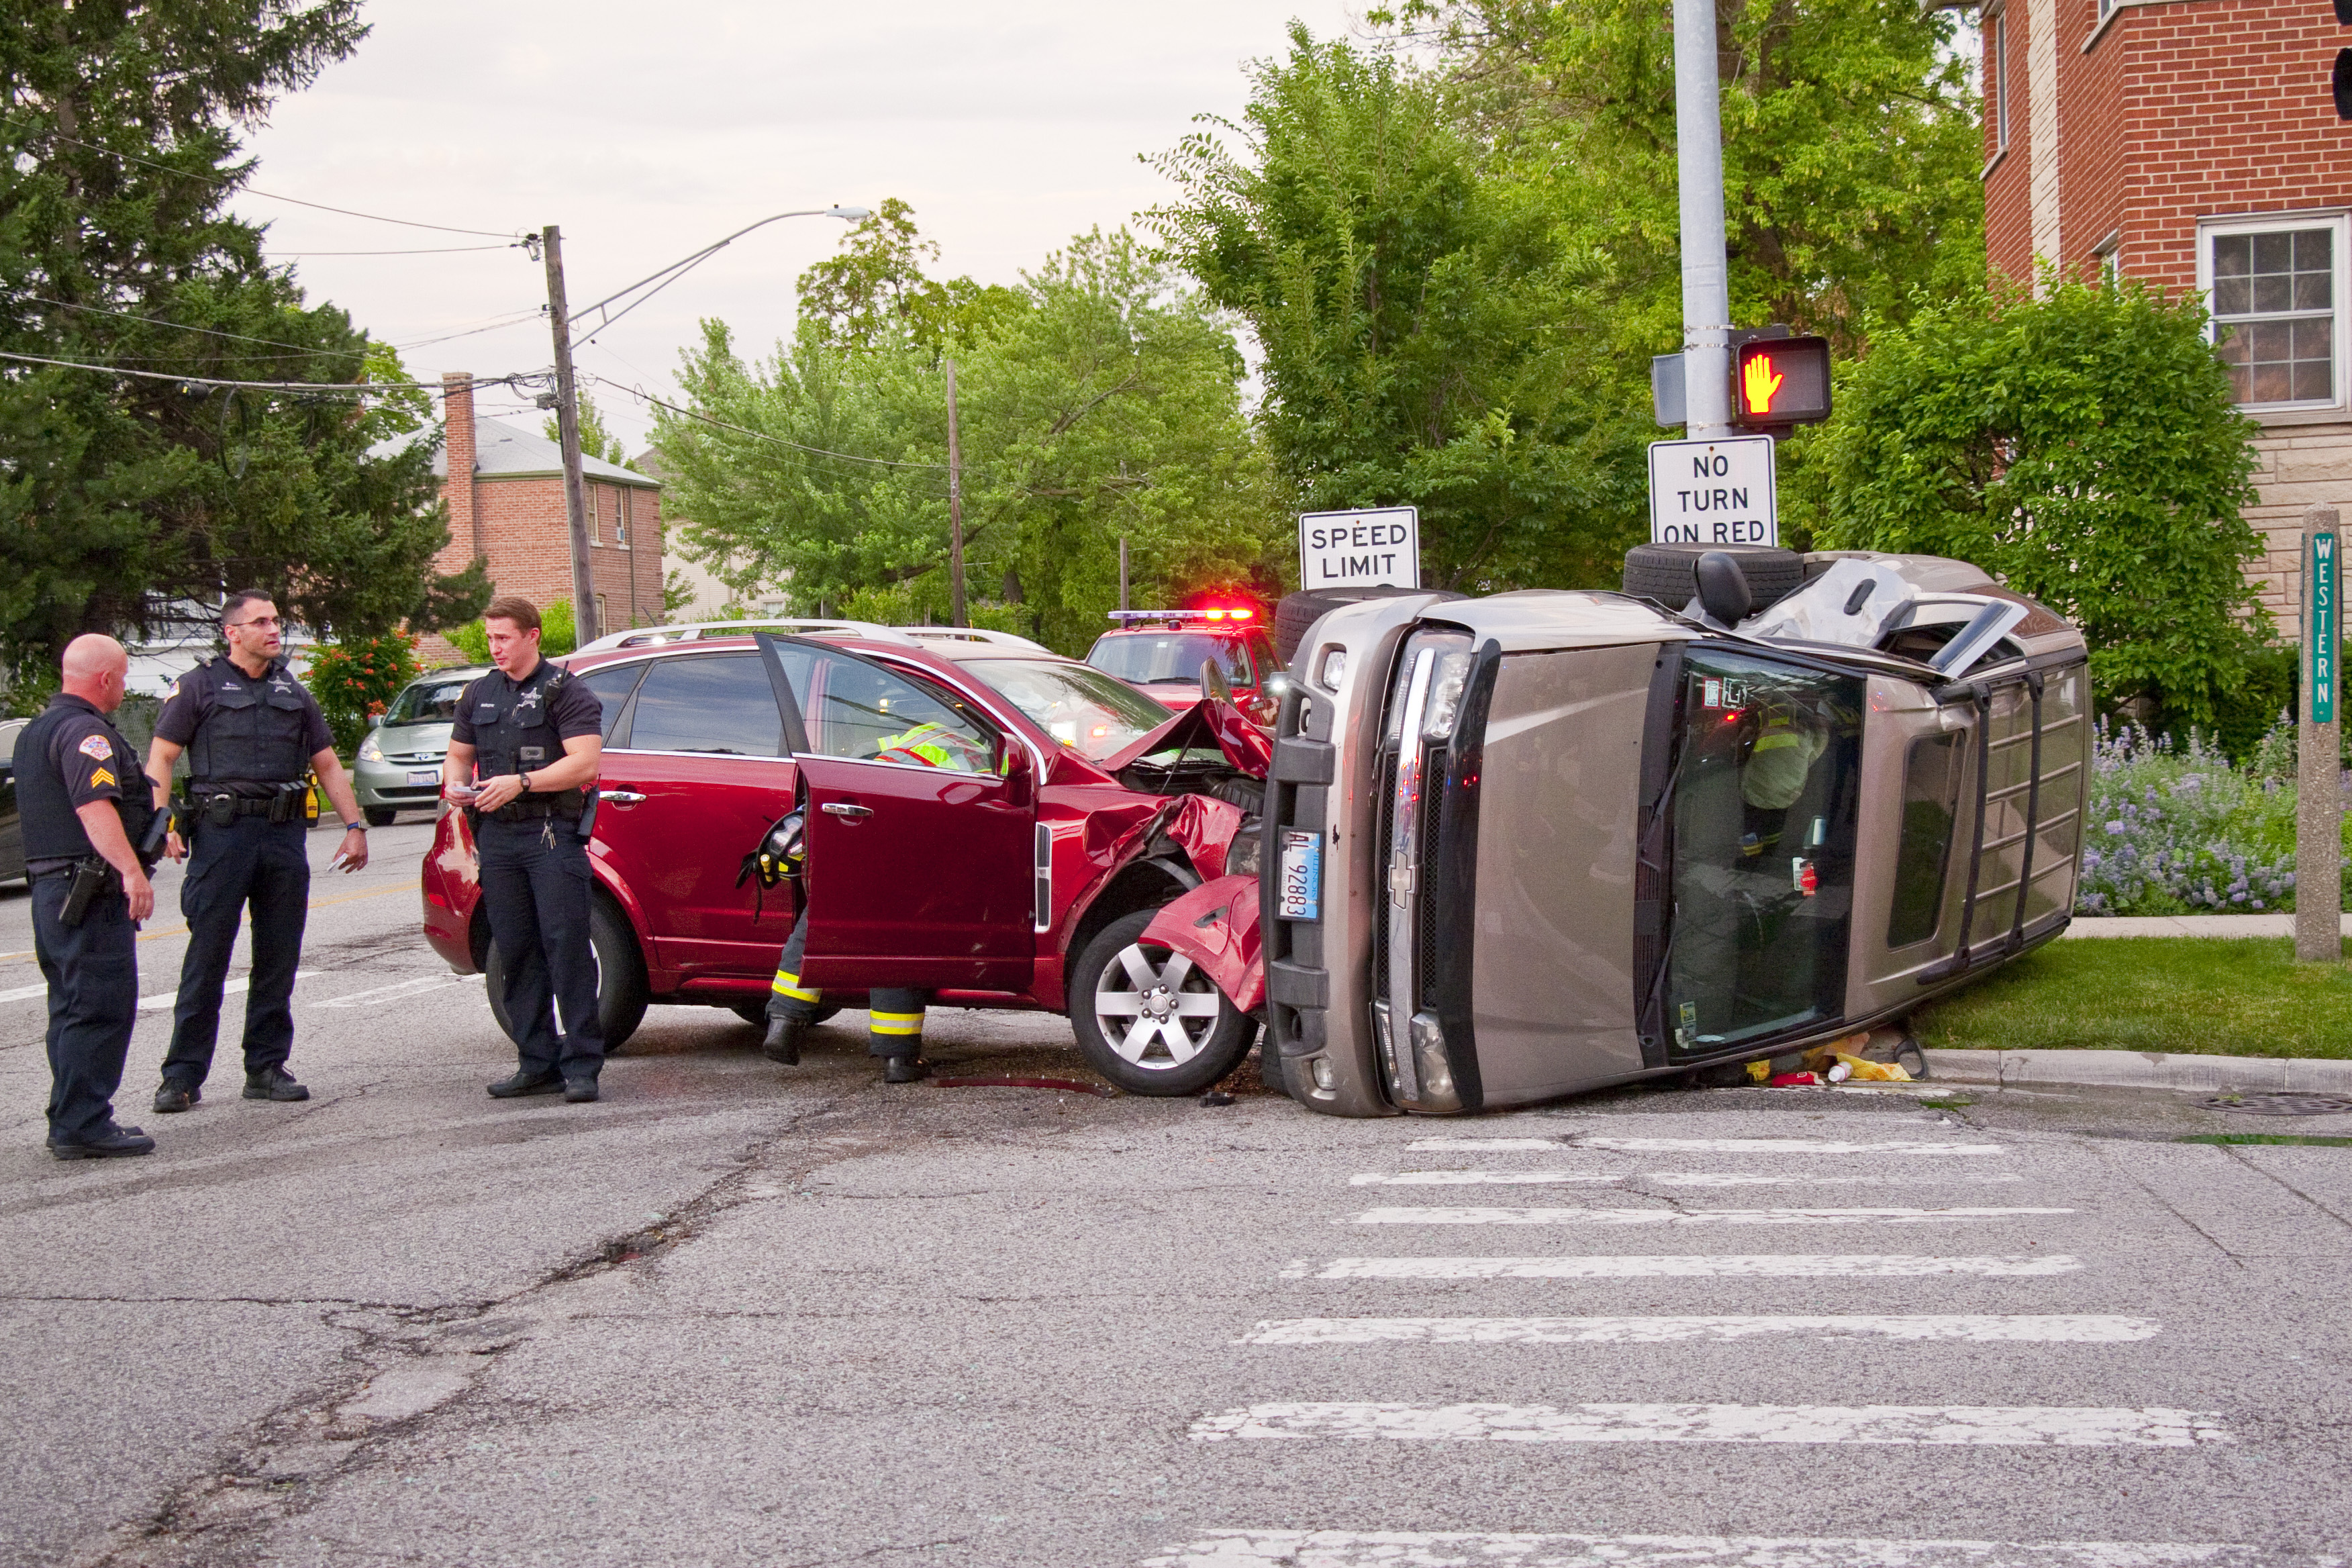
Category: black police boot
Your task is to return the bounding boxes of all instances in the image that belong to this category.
[762,1017,804,1066]
[563,1079,600,1104]
[487,1071,563,1099]
[152,1079,200,1114]
[48,1125,158,1160]
[882,1052,929,1085]
[244,1067,309,1102]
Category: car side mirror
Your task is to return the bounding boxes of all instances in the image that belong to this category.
[1001,742,1035,810]
[1200,658,1238,707]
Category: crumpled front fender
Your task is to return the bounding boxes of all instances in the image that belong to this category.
[1140,872,1264,1014]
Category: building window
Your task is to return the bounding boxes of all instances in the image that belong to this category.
[586,485,600,546]
[2202,215,2349,410]
[617,487,630,548]
[595,594,608,632]
[1992,11,2009,155]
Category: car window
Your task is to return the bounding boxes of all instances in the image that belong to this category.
[0,718,23,767]
[622,654,783,756]
[962,658,1173,761]
[384,677,475,726]
[1248,632,1281,680]
[577,664,646,742]
[806,654,996,772]
[1087,632,1249,686]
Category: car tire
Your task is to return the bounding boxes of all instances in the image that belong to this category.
[364,806,397,827]
[1621,543,1806,613]
[1273,585,1465,665]
[728,1000,840,1028]
[485,895,651,1056]
[1068,908,1256,1095]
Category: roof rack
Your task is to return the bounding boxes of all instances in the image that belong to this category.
[893,626,1055,654]
[571,617,920,654]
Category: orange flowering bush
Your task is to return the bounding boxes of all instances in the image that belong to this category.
[309,632,420,754]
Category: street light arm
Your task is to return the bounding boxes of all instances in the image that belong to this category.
[567,206,867,330]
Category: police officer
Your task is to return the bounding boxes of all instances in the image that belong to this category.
[142,589,371,1114]
[759,717,995,1083]
[24,636,160,1159]
[442,596,607,1102]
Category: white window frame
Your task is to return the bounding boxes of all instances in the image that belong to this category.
[586,484,601,546]
[2198,211,2351,415]
[617,486,631,549]
[1992,9,2010,156]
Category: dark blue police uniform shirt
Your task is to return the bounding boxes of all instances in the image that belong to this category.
[153,656,334,758]
[450,661,603,748]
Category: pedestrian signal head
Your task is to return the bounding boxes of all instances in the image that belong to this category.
[1732,336,1832,428]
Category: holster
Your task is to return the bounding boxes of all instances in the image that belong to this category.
[59,856,119,928]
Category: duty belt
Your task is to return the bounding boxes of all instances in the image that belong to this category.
[195,788,306,824]
[488,799,577,822]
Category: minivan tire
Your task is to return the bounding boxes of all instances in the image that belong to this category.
[363,806,397,827]
[1621,543,1806,614]
[485,895,651,1056]
[1069,908,1256,1095]
[1273,585,1466,665]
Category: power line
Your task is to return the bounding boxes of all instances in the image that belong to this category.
[587,373,949,473]
[0,348,521,397]
[277,242,523,257]
[40,130,522,240]
[390,310,544,352]
[23,296,345,356]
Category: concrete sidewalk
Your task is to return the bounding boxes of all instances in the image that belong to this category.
[1922,1046,2352,1093]
[2064,912,2352,938]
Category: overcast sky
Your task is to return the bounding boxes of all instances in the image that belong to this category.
[235,1,1365,449]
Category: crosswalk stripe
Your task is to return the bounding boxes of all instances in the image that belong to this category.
[1350,1170,2026,1187]
[1408,1138,2008,1155]
[1138,1530,2306,1567]
[1298,1255,2084,1279]
[1188,1402,2230,1447]
[1349,1206,2070,1226]
[1236,1314,2159,1345]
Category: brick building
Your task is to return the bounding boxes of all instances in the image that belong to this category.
[1983,0,2352,614]
[422,373,665,661]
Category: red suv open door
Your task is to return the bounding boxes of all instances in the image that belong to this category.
[776,641,1036,993]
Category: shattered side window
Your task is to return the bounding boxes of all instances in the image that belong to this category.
[1665,647,1865,1055]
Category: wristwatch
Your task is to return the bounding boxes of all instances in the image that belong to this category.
[342,822,366,832]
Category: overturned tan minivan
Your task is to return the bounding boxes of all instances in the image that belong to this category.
[1255,550,2089,1117]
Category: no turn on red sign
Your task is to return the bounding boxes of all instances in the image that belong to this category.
[1648,435,1777,546]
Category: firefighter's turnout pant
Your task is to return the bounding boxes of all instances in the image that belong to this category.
[767,908,928,1057]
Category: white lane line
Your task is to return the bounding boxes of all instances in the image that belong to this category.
[1238,1314,2159,1345]
[1139,1530,2305,1567]
[0,981,50,1003]
[1349,1207,2070,1226]
[1300,1254,2085,1279]
[1407,1137,2007,1155]
[313,973,481,1008]
[1189,1402,2230,1447]
[137,972,312,1010]
[1351,1170,2024,1187]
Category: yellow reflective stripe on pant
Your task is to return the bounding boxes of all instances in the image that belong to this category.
[771,970,820,1002]
[869,1010,925,1036]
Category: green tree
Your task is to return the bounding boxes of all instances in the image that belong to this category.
[1806,276,2266,732]
[544,390,632,467]
[0,0,487,671]
[654,225,1281,652]
[1148,27,1652,593]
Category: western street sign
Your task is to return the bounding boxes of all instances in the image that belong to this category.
[1647,435,1777,546]
[2313,530,2337,723]
[1299,505,1420,590]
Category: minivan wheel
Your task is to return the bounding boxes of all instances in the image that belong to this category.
[485,896,651,1056]
[1069,908,1255,1095]
[363,806,397,827]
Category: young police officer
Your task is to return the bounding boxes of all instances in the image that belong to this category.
[442,597,607,1101]
[143,590,371,1114]
[24,636,160,1158]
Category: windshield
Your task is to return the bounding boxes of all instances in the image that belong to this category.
[1087,632,1250,687]
[963,658,1174,761]
[1665,646,1864,1056]
[383,677,473,726]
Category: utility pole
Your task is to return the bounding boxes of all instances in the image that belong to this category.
[944,358,968,628]
[1673,0,1733,440]
[540,225,599,646]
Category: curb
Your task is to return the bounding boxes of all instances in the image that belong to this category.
[2064,914,2352,938]
[1922,1047,2352,1093]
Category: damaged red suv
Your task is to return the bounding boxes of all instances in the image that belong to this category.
[419,626,1271,1093]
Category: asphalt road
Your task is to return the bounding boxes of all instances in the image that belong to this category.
[4,823,2351,1567]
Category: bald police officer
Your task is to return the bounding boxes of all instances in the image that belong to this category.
[144,589,371,1114]
[442,596,607,1102]
[24,636,160,1159]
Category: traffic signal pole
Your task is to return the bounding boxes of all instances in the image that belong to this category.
[1673,0,1734,441]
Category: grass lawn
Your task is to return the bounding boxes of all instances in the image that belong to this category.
[1909,936,2352,1059]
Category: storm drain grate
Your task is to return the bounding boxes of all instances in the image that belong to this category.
[2194,1091,2352,1116]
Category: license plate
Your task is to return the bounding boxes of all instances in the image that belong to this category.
[1277,828,1322,920]
[406,769,441,787]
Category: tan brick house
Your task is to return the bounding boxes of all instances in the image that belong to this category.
[420,373,665,663]
[1982,0,2352,615]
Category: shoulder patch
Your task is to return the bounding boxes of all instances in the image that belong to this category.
[78,734,112,761]
[163,679,181,701]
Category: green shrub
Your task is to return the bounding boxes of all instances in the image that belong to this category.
[307,632,420,756]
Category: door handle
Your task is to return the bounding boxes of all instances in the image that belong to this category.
[821,801,874,820]
[601,790,647,805]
